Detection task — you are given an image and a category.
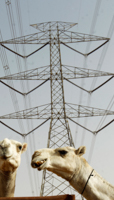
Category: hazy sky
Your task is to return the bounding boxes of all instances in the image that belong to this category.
[0,0,114,199]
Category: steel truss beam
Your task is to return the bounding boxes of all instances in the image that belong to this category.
[1,66,113,96]
[0,31,109,45]
[0,65,113,80]
[0,103,114,119]
[30,21,78,32]
[0,22,109,58]
[62,65,114,79]
[0,65,50,80]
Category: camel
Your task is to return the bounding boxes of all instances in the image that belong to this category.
[0,138,27,197]
[31,146,114,200]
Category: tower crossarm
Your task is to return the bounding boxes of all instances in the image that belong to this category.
[0,103,51,119]
[2,102,113,119]
[0,31,50,44]
[65,103,114,118]
[0,65,50,80]
[0,31,109,46]
[0,23,109,46]
[59,31,109,43]
[30,21,78,32]
[62,65,114,79]
[1,65,113,80]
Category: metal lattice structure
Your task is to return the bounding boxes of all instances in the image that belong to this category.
[0,21,111,198]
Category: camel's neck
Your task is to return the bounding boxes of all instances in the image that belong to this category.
[69,158,114,200]
[0,170,17,197]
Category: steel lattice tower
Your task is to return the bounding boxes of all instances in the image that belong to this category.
[0,21,112,198]
[39,23,75,196]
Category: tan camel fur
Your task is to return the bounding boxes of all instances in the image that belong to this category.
[31,146,114,200]
[0,138,27,197]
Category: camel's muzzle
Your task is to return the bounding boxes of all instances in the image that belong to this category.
[31,159,47,169]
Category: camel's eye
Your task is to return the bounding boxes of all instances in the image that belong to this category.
[18,145,22,151]
[58,150,68,156]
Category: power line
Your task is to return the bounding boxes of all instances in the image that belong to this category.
[5,0,38,195]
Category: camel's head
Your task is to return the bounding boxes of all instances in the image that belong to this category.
[31,146,86,181]
[0,138,27,172]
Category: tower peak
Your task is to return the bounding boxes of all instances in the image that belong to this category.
[30,21,77,32]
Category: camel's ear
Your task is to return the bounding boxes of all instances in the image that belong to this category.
[22,143,27,153]
[75,146,86,157]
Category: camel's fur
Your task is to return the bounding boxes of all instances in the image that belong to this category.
[31,146,114,200]
[0,138,27,197]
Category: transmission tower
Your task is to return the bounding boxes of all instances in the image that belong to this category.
[0,21,112,198]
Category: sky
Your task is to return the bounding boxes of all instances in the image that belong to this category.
[0,0,114,199]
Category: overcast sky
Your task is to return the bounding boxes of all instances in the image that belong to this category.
[0,0,114,199]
